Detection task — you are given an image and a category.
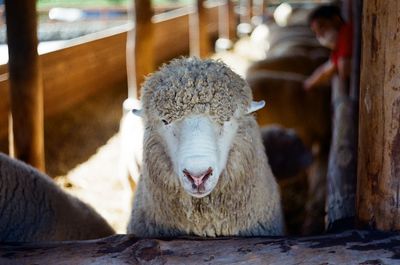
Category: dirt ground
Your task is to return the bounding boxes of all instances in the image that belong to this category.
[45,84,133,233]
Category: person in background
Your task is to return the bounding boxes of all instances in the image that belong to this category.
[303,5,352,91]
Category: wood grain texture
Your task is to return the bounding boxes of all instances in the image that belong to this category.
[357,0,400,230]
[0,230,399,264]
[5,0,45,171]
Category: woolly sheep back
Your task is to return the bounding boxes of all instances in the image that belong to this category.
[0,153,115,242]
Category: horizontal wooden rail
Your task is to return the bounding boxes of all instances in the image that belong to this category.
[0,5,220,140]
[0,230,399,264]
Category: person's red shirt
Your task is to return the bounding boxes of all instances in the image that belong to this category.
[331,23,353,67]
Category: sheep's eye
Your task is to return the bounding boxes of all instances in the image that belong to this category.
[161,119,169,125]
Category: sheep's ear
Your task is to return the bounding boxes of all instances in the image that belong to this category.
[132,109,143,117]
[247,100,265,114]
[123,98,142,117]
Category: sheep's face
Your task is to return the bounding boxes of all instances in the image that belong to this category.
[139,100,264,198]
[137,58,265,198]
[157,114,239,198]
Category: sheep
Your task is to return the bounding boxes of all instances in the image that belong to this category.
[0,152,115,242]
[246,70,331,147]
[247,54,327,77]
[261,125,312,180]
[119,98,144,191]
[272,2,315,27]
[128,57,284,237]
[120,114,314,235]
[267,40,329,59]
[260,125,312,235]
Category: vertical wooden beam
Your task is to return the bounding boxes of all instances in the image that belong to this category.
[325,0,362,233]
[326,76,357,232]
[5,0,45,171]
[237,0,253,36]
[357,0,400,231]
[215,0,236,52]
[245,0,253,23]
[189,0,210,58]
[252,0,264,24]
[350,0,363,101]
[126,0,154,98]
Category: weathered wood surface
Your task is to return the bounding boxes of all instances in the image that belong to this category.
[0,230,399,264]
[0,6,220,140]
[5,0,45,171]
[326,76,357,231]
[357,0,400,230]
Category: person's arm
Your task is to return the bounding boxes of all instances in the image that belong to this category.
[337,57,351,81]
[303,60,337,91]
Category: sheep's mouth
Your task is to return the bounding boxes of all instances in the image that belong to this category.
[191,184,207,196]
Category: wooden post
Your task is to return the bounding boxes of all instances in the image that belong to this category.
[227,0,236,41]
[350,0,362,101]
[245,0,253,23]
[325,0,362,233]
[215,0,236,52]
[326,76,357,232]
[4,0,45,171]
[252,0,264,25]
[237,0,253,36]
[189,0,210,58]
[357,0,400,231]
[126,0,154,98]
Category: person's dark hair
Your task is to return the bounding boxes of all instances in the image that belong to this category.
[308,5,344,25]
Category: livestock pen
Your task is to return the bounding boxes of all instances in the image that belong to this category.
[1,0,400,264]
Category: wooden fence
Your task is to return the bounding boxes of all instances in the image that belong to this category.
[0,5,220,141]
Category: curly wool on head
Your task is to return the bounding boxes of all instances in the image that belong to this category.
[141,57,252,124]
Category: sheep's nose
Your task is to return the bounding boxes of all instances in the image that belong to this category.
[183,167,213,187]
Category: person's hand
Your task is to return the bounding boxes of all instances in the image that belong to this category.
[303,77,315,91]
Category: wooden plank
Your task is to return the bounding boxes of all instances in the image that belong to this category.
[154,12,190,64]
[0,230,399,264]
[40,33,128,116]
[5,0,45,171]
[357,0,400,230]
